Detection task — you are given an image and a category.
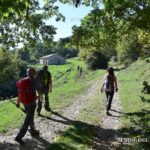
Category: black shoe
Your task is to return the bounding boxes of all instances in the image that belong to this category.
[106,111,111,116]
[29,129,40,137]
[45,107,51,112]
[37,112,41,116]
[14,137,25,145]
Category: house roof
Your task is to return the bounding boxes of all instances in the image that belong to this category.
[40,54,58,59]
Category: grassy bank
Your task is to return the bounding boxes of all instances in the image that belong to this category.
[117,58,150,150]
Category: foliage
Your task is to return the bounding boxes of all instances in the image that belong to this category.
[138,30,150,57]
[0,0,63,49]
[0,49,18,83]
[85,51,108,70]
[0,49,27,99]
[58,48,78,58]
[54,37,78,58]
[72,0,150,64]
[71,8,118,65]
[0,0,102,49]
[116,33,140,64]
[16,41,55,63]
[102,0,150,32]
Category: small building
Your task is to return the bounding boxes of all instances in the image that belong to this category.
[40,54,66,65]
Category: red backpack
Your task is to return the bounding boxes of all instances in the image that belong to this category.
[16,77,37,104]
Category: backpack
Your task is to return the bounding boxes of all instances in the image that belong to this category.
[104,75,114,92]
[16,77,37,104]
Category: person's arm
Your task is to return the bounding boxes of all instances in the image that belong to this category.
[101,75,106,92]
[101,82,105,92]
[16,98,20,108]
[114,76,118,92]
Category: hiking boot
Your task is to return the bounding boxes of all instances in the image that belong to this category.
[106,111,111,116]
[37,112,41,116]
[45,107,51,112]
[14,137,25,145]
[29,129,40,137]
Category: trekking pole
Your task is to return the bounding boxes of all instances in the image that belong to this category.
[8,98,26,113]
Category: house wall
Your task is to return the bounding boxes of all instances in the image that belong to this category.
[40,58,48,65]
[40,55,66,65]
[48,55,66,65]
[40,59,43,64]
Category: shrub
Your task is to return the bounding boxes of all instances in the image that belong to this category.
[0,49,27,100]
[85,51,108,70]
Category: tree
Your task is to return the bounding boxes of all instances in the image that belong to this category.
[0,48,27,99]
[72,8,118,61]
[0,0,64,49]
[54,37,78,58]
[102,0,150,32]
[0,0,102,49]
[116,33,140,63]
[72,0,150,64]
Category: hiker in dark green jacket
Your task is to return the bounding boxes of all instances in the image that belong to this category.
[36,65,52,115]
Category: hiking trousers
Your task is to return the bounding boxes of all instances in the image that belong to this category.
[37,87,50,113]
[16,101,36,139]
[105,91,114,111]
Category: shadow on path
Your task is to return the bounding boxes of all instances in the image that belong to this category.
[2,107,149,150]
[39,111,119,150]
[0,136,50,150]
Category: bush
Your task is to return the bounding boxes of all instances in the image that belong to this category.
[0,49,27,100]
[116,34,140,63]
[85,51,108,70]
[57,48,78,58]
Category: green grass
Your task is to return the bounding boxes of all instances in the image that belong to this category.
[0,99,24,133]
[0,58,105,133]
[117,58,150,150]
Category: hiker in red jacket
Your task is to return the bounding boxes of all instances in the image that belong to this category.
[101,67,118,115]
[15,68,39,144]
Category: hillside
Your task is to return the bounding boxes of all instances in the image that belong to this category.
[0,58,149,150]
[117,58,150,150]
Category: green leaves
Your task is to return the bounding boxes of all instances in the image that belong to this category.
[0,0,62,49]
[72,0,150,64]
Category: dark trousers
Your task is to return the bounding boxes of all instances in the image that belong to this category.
[105,91,114,111]
[37,87,49,113]
[16,101,36,139]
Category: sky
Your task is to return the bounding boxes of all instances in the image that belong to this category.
[45,2,93,41]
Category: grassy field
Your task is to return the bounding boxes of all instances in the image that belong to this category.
[0,58,105,133]
[117,58,150,150]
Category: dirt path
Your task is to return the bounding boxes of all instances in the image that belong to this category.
[0,79,122,150]
[93,92,122,150]
[0,81,100,150]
